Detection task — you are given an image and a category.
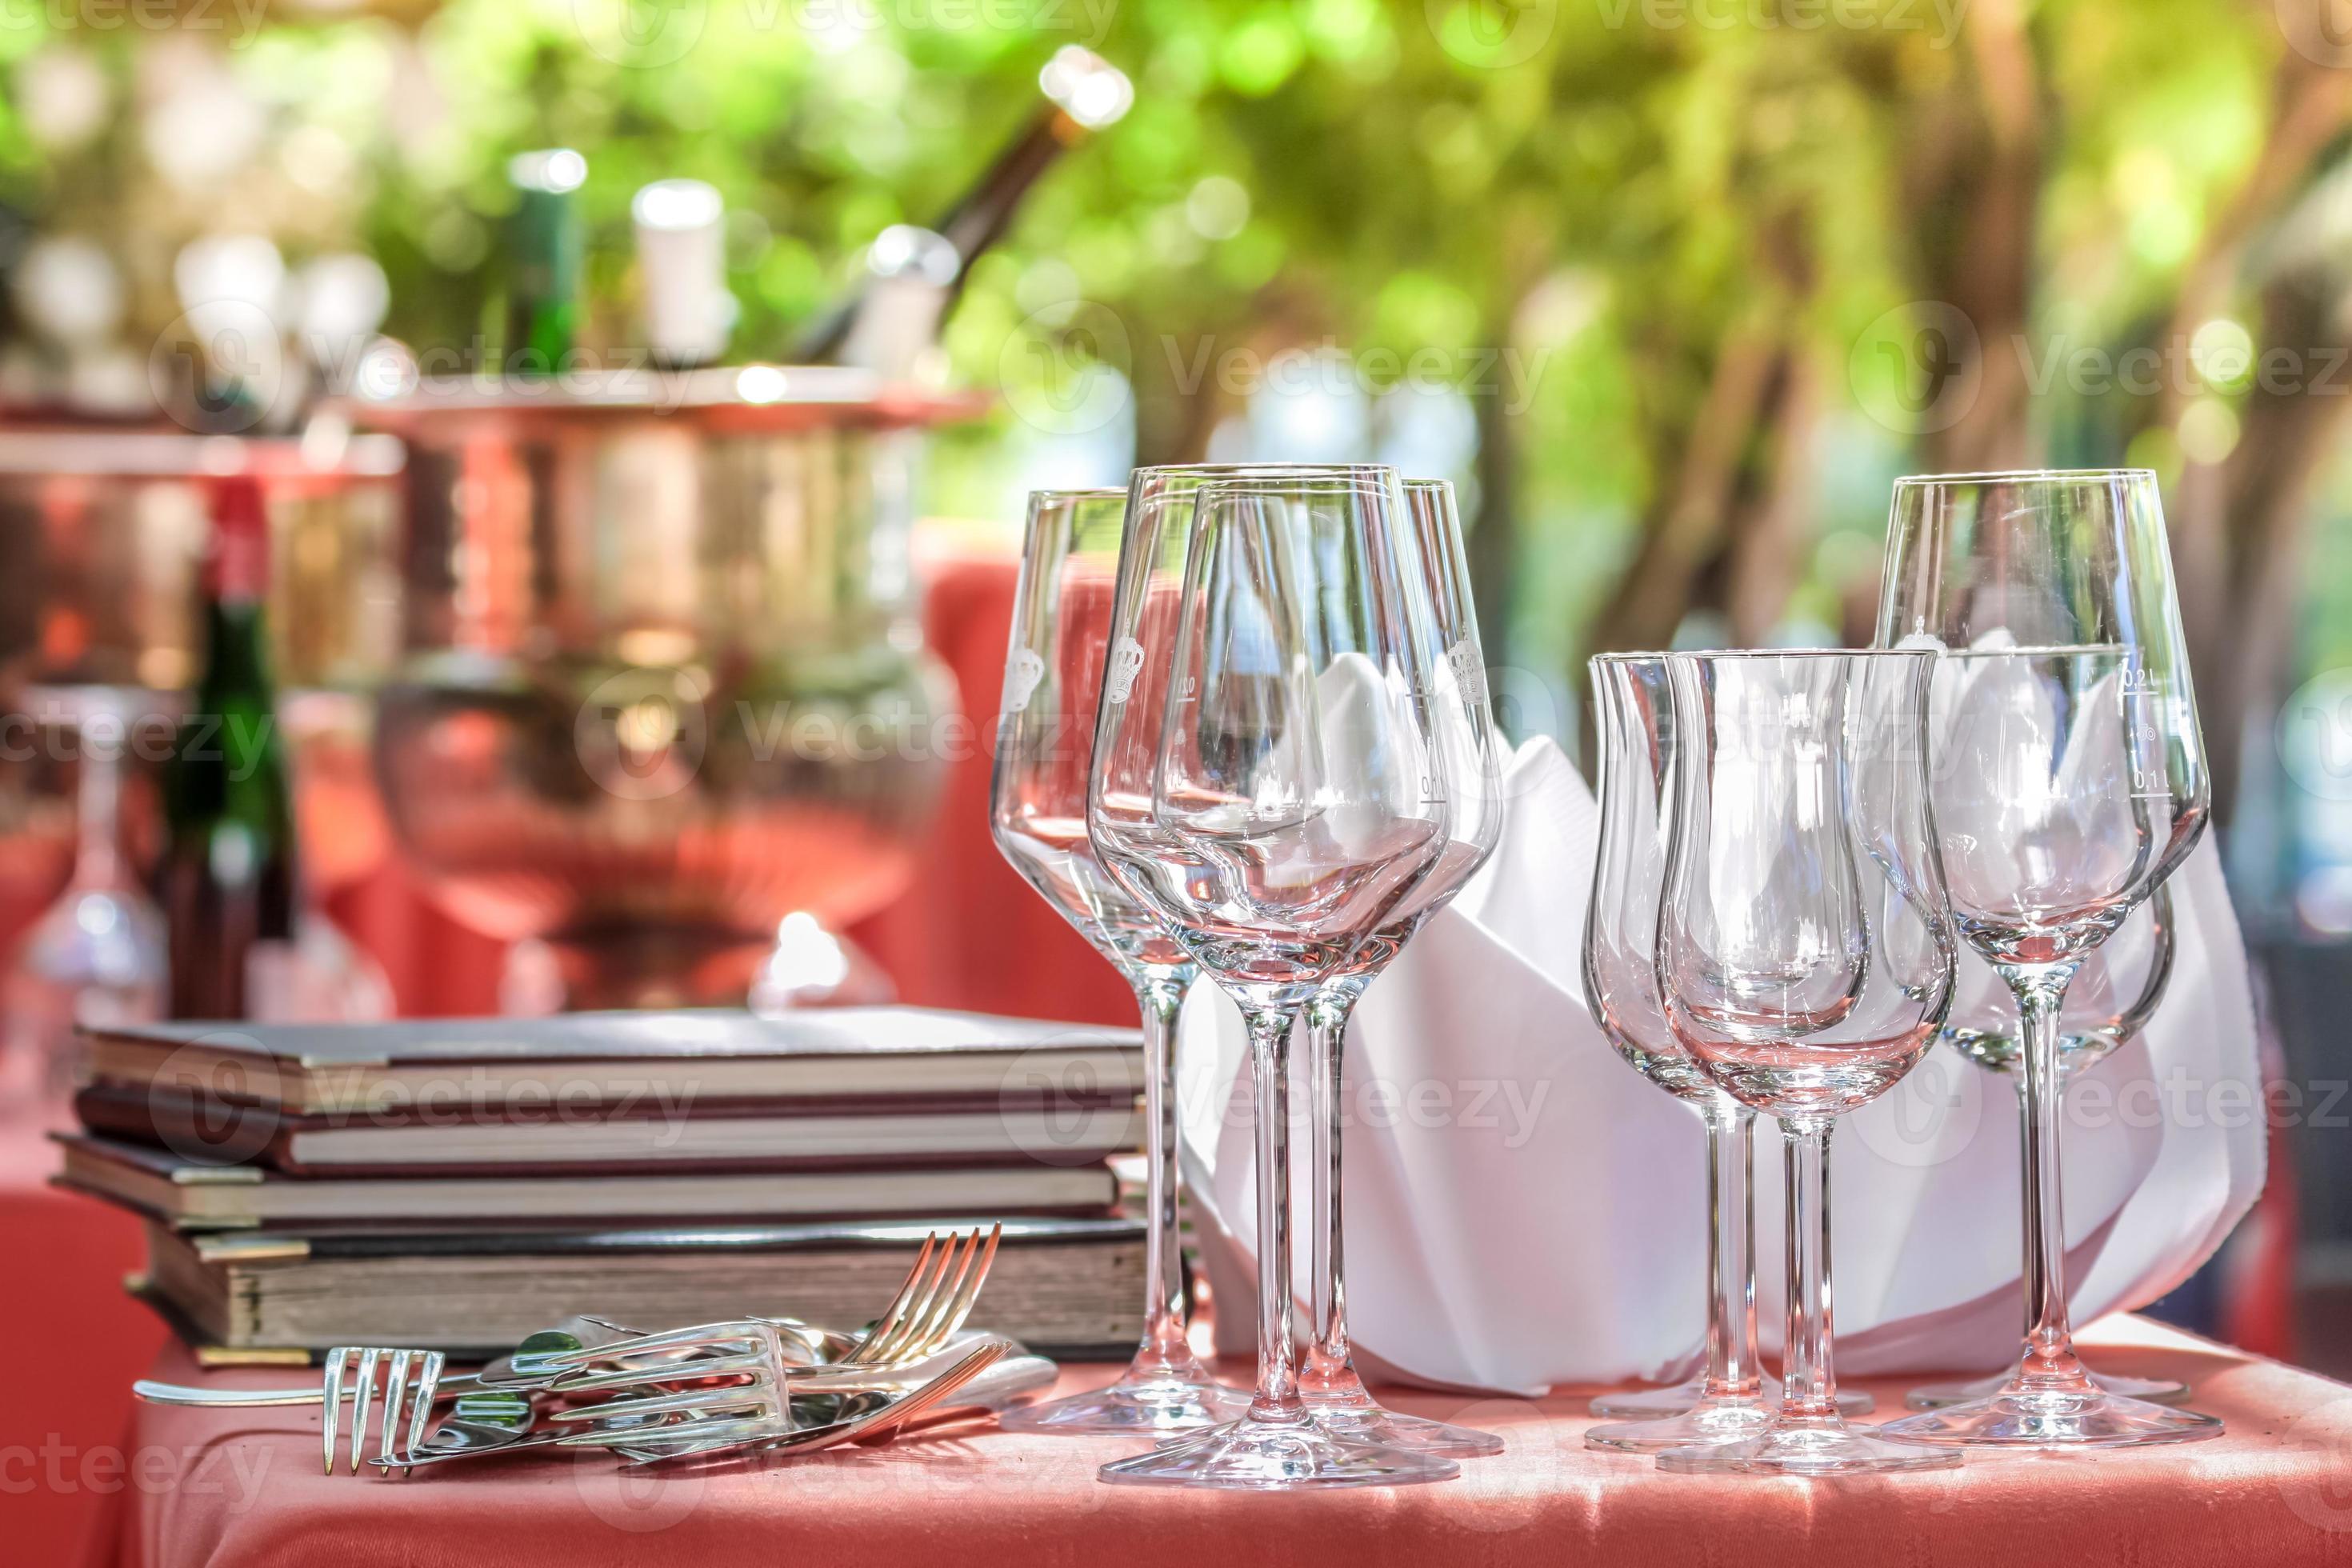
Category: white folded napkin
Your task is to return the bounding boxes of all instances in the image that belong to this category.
[1177,734,2265,1391]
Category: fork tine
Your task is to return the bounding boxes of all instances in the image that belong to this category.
[378,1352,414,1478]
[846,1231,941,1366]
[882,1228,981,1362]
[349,1349,382,1474]
[930,1223,1002,1349]
[864,1231,963,1364]
[881,1230,970,1362]
[403,1353,444,1478]
[321,1348,350,1475]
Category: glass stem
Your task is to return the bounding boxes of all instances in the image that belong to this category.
[75,718,124,890]
[1698,1094,1762,1403]
[1242,1006,1302,1421]
[1130,968,1196,1376]
[1300,985,1361,1401]
[1778,1114,1839,1423]
[2003,961,2090,1391]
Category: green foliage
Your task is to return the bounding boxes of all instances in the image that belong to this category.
[0,0,2325,671]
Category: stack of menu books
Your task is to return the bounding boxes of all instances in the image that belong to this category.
[57,1008,1150,1360]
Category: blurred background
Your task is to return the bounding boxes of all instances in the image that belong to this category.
[0,0,2344,1362]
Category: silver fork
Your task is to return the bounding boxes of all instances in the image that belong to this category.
[529,1224,1002,1393]
[322,1346,448,1476]
[133,1346,447,1477]
[843,1225,1001,1366]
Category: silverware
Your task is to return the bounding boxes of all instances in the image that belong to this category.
[523,1224,1002,1391]
[133,1344,452,1477]
[596,1338,1012,1466]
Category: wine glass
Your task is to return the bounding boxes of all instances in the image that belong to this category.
[1875,468,2222,1450]
[1579,654,1869,1453]
[1087,465,1457,1489]
[1904,885,2184,1410]
[6,686,166,1098]
[1296,478,1504,1458]
[988,487,1248,1435]
[1652,649,1961,1477]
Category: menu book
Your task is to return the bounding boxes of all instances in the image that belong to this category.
[139,1215,1150,1359]
[57,1134,1121,1229]
[80,1007,1142,1117]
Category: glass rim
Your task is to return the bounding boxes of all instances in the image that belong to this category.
[1130,462,1399,482]
[1891,467,2157,489]
[1026,486,1128,502]
[1402,476,1451,491]
[1664,646,1936,662]
[1589,650,1673,665]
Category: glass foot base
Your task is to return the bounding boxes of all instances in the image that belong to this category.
[1306,1398,1504,1458]
[1590,1375,1871,1419]
[1878,1385,2225,1448]
[1586,1398,1774,1454]
[1098,1411,1461,1490]
[1904,1367,2187,1411]
[1658,1419,1962,1476]
[997,1371,1251,1436]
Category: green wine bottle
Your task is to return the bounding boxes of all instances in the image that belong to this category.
[162,474,297,1021]
[506,148,586,377]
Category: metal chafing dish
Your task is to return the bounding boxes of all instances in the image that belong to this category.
[345,366,982,1009]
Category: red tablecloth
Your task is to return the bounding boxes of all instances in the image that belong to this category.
[75,1316,2352,1568]
[0,1096,166,1568]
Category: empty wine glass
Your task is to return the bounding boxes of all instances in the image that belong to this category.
[6,686,166,1098]
[989,487,1248,1435]
[1579,654,1868,1454]
[1296,478,1504,1458]
[1874,470,2222,1450]
[1904,884,2184,1410]
[1652,649,1961,1477]
[1088,465,1456,1489]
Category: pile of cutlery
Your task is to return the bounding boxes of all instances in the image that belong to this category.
[132,1225,1056,1477]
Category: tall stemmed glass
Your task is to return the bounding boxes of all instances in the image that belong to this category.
[1875,470,2222,1450]
[1904,886,2183,1410]
[1580,654,1868,1453]
[1652,649,1962,1477]
[1297,478,1504,1458]
[989,488,1249,1434]
[1088,466,1457,1489]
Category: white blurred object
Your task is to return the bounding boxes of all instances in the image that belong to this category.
[835,225,957,382]
[14,235,125,349]
[747,912,895,1013]
[633,179,735,368]
[293,253,392,390]
[174,234,288,334]
[140,39,267,192]
[1177,735,2265,1391]
[16,45,110,152]
[1245,346,1370,462]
